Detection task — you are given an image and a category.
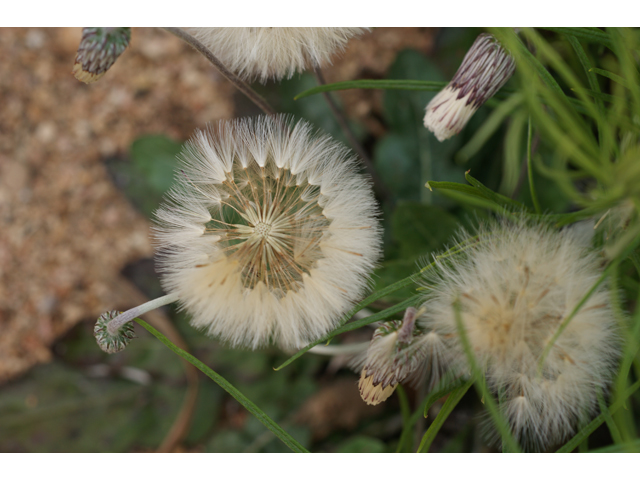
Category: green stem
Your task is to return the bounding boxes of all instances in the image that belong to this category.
[416,380,473,453]
[163,27,276,116]
[526,116,542,214]
[452,299,521,452]
[135,319,309,453]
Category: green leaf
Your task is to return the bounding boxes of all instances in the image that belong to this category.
[391,202,459,258]
[538,27,613,49]
[464,172,529,210]
[294,79,450,100]
[337,435,386,453]
[590,67,638,89]
[456,93,524,163]
[108,135,182,218]
[416,380,473,453]
[557,379,640,453]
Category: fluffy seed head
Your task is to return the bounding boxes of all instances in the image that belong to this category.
[73,27,131,84]
[417,219,619,450]
[185,27,368,83]
[153,115,381,350]
[424,33,515,141]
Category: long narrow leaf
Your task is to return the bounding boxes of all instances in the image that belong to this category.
[538,27,613,49]
[294,79,449,100]
[557,379,640,453]
[416,380,473,453]
[135,319,309,453]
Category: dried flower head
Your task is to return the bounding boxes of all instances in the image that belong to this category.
[153,115,381,350]
[417,219,619,450]
[354,307,431,405]
[424,33,515,141]
[185,28,368,83]
[72,27,131,84]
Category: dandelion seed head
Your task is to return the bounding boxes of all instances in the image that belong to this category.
[153,115,381,350]
[185,27,369,83]
[418,218,619,450]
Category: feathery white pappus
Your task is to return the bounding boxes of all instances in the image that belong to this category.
[417,219,619,450]
[153,115,381,350]
[185,28,368,83]
[424,33,515,141]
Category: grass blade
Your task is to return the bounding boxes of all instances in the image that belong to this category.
[416,380,473,453]
[557,379,640,453]
[294,79,450,100]
[538,28,613,50]
[135,319,309,453]
[526,116,542,214]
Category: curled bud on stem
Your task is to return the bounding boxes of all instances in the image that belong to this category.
[358,307,428,405]
[94,293,179,354]
[73,27,131,84]
[424,33,515,141]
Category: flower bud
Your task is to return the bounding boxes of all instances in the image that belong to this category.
[424,33,515,141]
[73,27,131,84]
[358,307,427,405]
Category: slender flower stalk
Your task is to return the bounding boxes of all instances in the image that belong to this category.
[424,33,516,141]
[94,293,179,353]
[163,27,276,116]
[106,293,179,336]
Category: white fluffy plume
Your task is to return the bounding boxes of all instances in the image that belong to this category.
[185,28,368,83]
[417,219,620,450]
[153,115,381,350]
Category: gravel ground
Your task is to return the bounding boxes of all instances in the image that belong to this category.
[0,27,434,383]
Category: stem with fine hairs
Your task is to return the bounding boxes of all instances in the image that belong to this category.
[313,66,390,202]
[106,292,180,336]
[163,27,276,116]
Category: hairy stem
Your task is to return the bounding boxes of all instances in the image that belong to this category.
[163,27,276,116]
[106,292,179,336]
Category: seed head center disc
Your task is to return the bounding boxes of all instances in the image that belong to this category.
[254,221,272,238]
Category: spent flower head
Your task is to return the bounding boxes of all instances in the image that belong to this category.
[94,310,136,354]
[185,28,368,83]
[417,218,619,450]
[354,307,432,405]
[424,33,515,141]
[73,27,131,84]
[153,115,381,350]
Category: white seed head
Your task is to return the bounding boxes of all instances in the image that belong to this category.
[185,27,369,83]
[417,218,619,450]
[153,115,381,350]
[424,33,515,141]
